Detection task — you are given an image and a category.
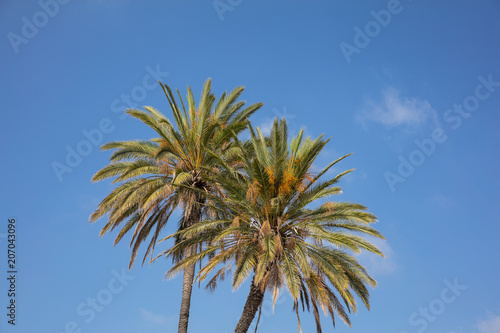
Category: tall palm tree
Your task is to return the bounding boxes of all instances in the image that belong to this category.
[166,119,385,333]
[90,78,262,333]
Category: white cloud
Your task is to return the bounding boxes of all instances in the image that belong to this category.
[77,194,101,213]
[140,308,173,327]
[447,329,463,333]
[259,118,275,136]
[359,88,437,128]
[357,238,397,276]
[429,194,456,208]
[477,314,500,333]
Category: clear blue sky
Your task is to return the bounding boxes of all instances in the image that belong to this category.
[1,1,499,332]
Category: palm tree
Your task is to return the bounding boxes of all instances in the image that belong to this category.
[166,119,385,333]
[90,78,263,333]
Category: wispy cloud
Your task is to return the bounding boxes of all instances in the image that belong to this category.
[429,194,456,208]
[448,329,463,333]
[357,238,397,276]
[77,194,101,213]
[477,313,500,333]
[358,88,438,129]
[259,118,275,136]
[140,308,173,327]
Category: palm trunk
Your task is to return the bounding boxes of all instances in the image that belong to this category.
[178,197,203,333]
[177,246,196,333]
[234,278,265,333]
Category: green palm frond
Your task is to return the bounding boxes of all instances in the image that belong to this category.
[168,118,385,332]
[91,78,263,270]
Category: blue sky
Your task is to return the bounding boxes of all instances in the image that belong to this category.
[1,0,499,332]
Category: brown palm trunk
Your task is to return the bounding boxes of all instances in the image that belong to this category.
[234,278,265,333]
[177,246,196,333]
[177,197,203,333]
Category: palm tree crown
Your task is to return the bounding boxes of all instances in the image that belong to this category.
[167,119,385,333]
[90,78,263,333]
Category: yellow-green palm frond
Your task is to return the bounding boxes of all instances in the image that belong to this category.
[91,78,262,270]
[167,118,384,332]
